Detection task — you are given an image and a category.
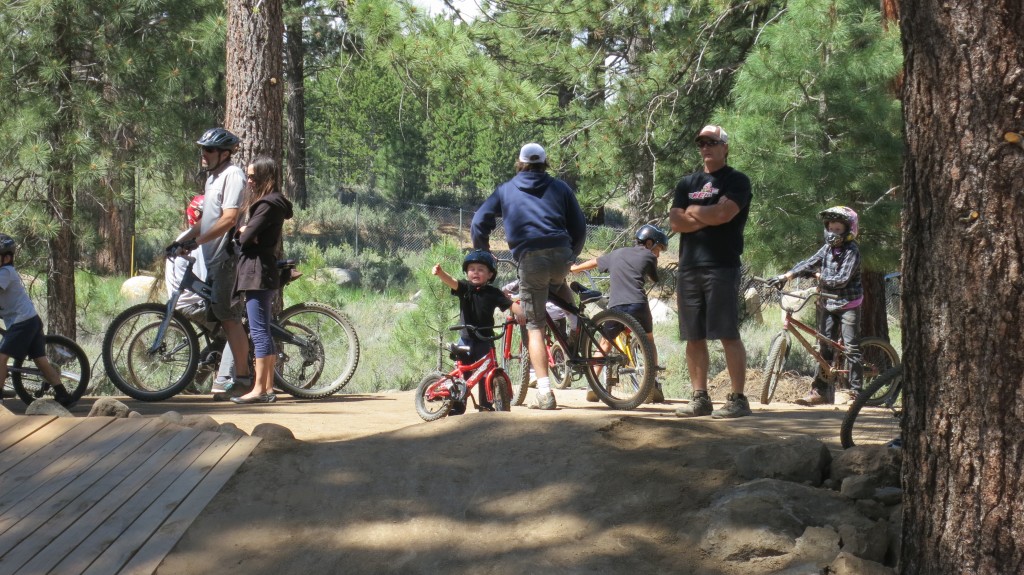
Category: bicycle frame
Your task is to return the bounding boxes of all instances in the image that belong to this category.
[544,287,629,374]
[777,292,851,384]
[424,349,503,404]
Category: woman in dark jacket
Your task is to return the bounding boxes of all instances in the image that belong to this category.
[230,156,294,404]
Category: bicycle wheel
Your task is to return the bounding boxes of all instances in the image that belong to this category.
[488,369,512,412]
[760,332,790,405]
[273,302,360,399]
[11,335,90,407]
[549,339,572,390]
[415,372,455,422]
[102,303,200,401]
[582,309,656,410]
[840,365,903,448]
[502,323,530,405]
[858,337,900,406]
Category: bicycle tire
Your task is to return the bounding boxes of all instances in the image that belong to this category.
[549,339,572,389]
[840,364,903,449]
[11,335,90,407]
[858,337,900,406]
[273,302,360,399]
[102,303,200,401]
[489,369,512,412]
[582,309,656,410]
[760,332,790,405]
[414,371,455,422]
[503,323,530,406]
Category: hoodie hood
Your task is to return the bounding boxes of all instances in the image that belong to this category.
[257,191,294,220]
[512,171,555,196]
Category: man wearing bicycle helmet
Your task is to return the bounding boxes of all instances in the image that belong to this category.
[769,206,863,405]
[570,224,668,403]
[0,235,71,405]
[470,143,587,410]
[432,250,523,414]
[670,125,753,419]
[166,128,251,398]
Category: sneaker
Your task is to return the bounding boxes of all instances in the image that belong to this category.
[675,392,712,417]
[711,393,752,419]
[794,388,832,406]
[585,389,599,402]
[225,375,252,392]
[211,377,231,394]
[534,390,557,410]
[645,385,665,404]
[448,400,467,416]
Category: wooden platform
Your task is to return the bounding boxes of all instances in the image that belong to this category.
[0,414,260,575]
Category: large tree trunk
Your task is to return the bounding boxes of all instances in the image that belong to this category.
[284,4,309,208]
[225,0,284,167]
[898,1,1024,573]
[860,269,889,341]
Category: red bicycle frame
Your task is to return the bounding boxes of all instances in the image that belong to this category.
[424,347,504,405]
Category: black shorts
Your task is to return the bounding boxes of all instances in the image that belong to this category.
[0,315,46,361]
[676,266,741,341]
[604,302,654,338]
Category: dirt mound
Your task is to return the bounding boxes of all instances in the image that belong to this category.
[708,368,812,404]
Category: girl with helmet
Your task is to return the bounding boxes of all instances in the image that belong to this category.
[431,250,524,414]
[570,224,668,403]
[768,206,863,405]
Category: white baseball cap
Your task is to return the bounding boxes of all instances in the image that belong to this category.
[695,125,729,144]
[518,142,547,163]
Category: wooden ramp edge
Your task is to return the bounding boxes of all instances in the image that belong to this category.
[0,414,261,575]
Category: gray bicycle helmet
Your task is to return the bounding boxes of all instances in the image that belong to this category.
[635,224,668,249]
[463,249,498,282]
[0,234,15,256]
[196,128,241,151]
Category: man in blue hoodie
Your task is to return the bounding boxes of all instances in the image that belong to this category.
[471,143,587,410]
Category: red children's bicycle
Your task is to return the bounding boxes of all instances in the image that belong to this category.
[414,322,516,421]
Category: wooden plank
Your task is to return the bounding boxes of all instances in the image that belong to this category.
[89,434,261,575]
[3,425,204,575]
[117,435,261,575]
[0,417,114,495]
[40,431,218,575]
[0,416,56,455]
[0,413,29,435]
[0,418,162,539]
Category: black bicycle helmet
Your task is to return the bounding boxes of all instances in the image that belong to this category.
[0,234,16,256]
[196,128,241,151]
[463,249,498,282]
[635,224,669,249]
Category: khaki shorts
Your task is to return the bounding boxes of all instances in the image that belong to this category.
[208,258,243,322]
[517,246,574,330]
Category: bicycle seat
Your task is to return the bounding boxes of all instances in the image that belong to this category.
[569,281,603,305]
[445,343,472,361]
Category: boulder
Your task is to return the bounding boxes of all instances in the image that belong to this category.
[649,298,674,325]
[735,435,832,486]
[838,520,889,563]
[180,414,220,432]
[252,422,295,441]
[830,551,895,575]
[87,397,131,418]
[119,275,160,304]
[840,474,877,499]
[319,267,360,286]
[25,399,74,417]
[831,445,902,488]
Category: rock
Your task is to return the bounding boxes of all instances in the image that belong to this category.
[319,267,360,286]
[873,486,902,506]
[120,275,160,304]
[841,474,877,499]
[887,505,903,564]
[735,435,832,486]
[838,520,889,563]
[697,478,873,562]
[854,498,888,521]
[792,525,840,565]
[160,411,185,424]
[831,446,902,488]
[25,399,74,417]
[649,298,674,325]
[87,397,131,418]
[830,551,895,575]
[217,422,247,437]
[128,411,143,418]
[251,423,295,441]
[180,414,220,432]
[743,287,764,323]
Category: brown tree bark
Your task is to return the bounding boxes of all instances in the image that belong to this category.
[284,4,308,208]
[899,0,1024,573]
[860,269,889,341]
[225,0,285,168]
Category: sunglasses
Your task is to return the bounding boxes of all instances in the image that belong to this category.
[696,139,723,148]
[201,146,220,153]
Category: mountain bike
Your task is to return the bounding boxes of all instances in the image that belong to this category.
[755,278,900,406]
[101,256,359,401]
[542,281,655,410]
[2,327,89,407]
[840,364,904,448]
[415,323,515,421]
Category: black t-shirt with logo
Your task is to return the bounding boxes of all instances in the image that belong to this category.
[671,165,752,269]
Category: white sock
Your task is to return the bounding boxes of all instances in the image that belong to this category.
[536,376,551,392]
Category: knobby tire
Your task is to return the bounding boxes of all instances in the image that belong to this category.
[12,335,90,407]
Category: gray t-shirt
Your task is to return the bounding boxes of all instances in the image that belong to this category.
[596,245,659,308]
[0,266,38,327]
[200,164,246,266]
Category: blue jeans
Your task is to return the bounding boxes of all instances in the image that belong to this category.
[245,289,276,359]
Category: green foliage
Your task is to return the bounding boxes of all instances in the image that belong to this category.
[716,0,903,274]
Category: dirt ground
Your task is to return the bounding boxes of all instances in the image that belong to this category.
[17,376,860,575]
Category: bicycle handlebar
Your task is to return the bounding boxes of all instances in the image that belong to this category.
[447,322,512,342]
[752,276,839,301]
